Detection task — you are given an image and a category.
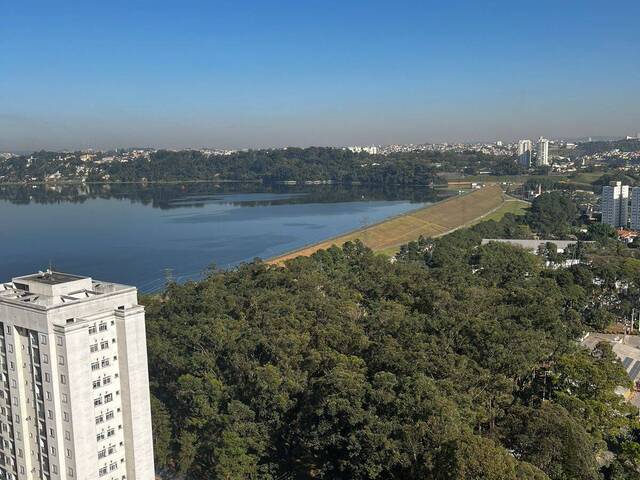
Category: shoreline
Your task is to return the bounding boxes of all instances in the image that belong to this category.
[266,185,506,265]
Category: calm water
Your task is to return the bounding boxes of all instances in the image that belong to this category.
[0,183,446,292]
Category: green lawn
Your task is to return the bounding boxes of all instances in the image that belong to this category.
[448,174,567,184]
[565,172,604,186]
[476,199,529,223]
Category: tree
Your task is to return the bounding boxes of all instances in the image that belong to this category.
[525,192,578,237]
[505,403,601,480]
[150,395,172,470]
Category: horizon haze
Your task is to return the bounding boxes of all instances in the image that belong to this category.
[1,0,639,151]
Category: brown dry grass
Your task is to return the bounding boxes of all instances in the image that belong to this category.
[267,185,505,265]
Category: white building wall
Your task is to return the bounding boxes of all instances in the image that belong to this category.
[0,274,154,480]
[116,307,155,480]
[536,137,549,166]
[602,182,630,228]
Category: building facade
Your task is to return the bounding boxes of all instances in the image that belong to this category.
[630,187,640,231]
[536,137,549,166]
[517,139,532,167]
[0,271,154,480]
[602,181,630,228]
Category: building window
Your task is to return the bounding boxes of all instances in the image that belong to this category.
[68,467,74,477]
[105,410,114,421]
[103,376,111,386]
[56,336,63,346]
[89,325,97,335]
[45,373,50,382]
[104,393,113,403]
[62,393,68,403]
[93,379,101,389]
[52,465,57,474]
[49,428,55,437]
[109,462,117,471]
[46,391,52,400]
[65,431,71,441]
[40,334,47,345]
[96,415,104,424]
[107,428,115,437]
[99,466,107,476]
[90,344,98,353]
[57,355,65,365]
[60,375,67,385]
[42,354,48,364]
[91,362,100,371]
[94,397,102,406]
[97,431,105,441]
[101,359,110,368]
[63,412,69,422]
[98,448,106,459]
[99,323,107,332]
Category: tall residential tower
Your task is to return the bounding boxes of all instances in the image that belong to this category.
[517,139,533,167]
[602,181,629,228]
[631,187,640,231]
[536,137,550,166]
[0,271,154,480]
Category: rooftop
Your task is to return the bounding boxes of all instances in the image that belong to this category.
[16,271,87,285]
[0,270,132,308]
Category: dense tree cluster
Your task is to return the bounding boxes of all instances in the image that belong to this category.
[145,204,640,479]
[0,148,455,185]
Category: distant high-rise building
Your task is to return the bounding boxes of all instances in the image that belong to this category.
[0,271,155,480]
[517,140,532,167]
[631,187,640,230]
[536,137,549,166]
[602,181,629,228]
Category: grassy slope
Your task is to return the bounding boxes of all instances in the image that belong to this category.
[268,185,505,264]
[475,198,529,223]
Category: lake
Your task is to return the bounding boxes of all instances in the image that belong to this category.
[0,183,447,292]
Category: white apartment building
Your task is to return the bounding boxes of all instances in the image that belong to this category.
[630,187,640,231]
[347,145,378,155]
[0,271,154,480]
[536,137,549,166]
[517,139,532,167]
[602,181,629,228]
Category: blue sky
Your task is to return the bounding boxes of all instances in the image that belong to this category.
[1,0,639,150]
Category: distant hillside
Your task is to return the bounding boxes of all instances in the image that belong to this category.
[0,147,516,185]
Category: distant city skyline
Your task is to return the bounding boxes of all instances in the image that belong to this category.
[1,0,639,151]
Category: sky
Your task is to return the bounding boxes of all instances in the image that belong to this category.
[1,0,639,151]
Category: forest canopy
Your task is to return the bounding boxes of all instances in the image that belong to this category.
[144,195,640,479]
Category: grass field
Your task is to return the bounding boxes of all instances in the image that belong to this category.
[447,174,564,184]
[475,198,529,223]
[268,185,505,264]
